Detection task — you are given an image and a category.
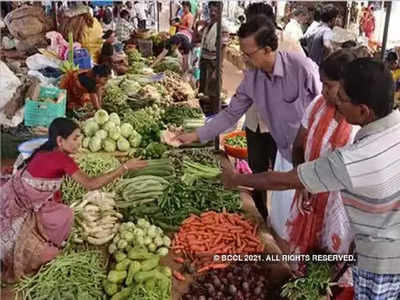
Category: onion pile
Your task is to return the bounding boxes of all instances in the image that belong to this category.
[183,263,274,300]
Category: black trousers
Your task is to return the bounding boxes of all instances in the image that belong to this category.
[245,127,277,220]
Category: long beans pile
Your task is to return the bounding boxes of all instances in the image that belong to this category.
[14,251,107,300]
[126,179,241,230]
[61,153,120,205]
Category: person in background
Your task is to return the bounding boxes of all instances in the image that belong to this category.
[175,16,321,243]
[308,4,338,66]
[116,9,134,43]
[172,1,194,32]
[242,2,305,225]
[284,7,308,42]
[301,4,322,55]
[0,118,147,283]
[196,1,229,116]
[98,39,128,75]
[360,5,375,40]
[221,58,400,300]
[288,49,361,263]
[304,5,322,37]
[134,0,147,30]
[59,64,111,110]
[151,33,192,74]
[385,52,400,82]
[102,7,115,32]
[125,1,136,23]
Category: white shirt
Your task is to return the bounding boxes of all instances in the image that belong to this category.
[135,1,147,20]
[304,21,320,38]
[284,18,304,42]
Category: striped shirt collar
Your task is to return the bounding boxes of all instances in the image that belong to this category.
[354,109,400,142]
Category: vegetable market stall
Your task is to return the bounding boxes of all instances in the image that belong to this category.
[3,38,340,300]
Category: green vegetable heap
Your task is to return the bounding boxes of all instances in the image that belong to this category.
[61,152,120,205]
[225,135,247,148]
[104,221,172,299]
[15,251,107,300]
[281,261,333,300]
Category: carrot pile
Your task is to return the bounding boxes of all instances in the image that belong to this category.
[172,211,264,273]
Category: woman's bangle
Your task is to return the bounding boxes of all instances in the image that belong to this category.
[122,164,129,171]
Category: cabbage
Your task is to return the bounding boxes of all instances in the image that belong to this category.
[82,137,90,148]
[109,112,121,126]
[156,247,169,256]
[95,129,108,140]
[147,243,157,252]
[117,137,130,152]
[143,236,152,245]
[153,236,164,247]
[89,136,102,152]
[83,119,99,137]
[137,218,150,229]
[109,126,121,141]
[162,236,171,247]
[121,231,134,242]
[120,123,134,138]
[103,121,116,132]
[146,225,157,238]
[128,130,142,148]
[95,109,109,125]
[135,235,144,246]
[120,79,141,96]
[133,228,144,237]
[155,227,163,235]
[103,138,117,152]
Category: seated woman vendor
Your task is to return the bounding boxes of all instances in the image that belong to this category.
[59,64,111,110]
[0,118,147,283]
[151,33,192,74]
[98,41,129,76]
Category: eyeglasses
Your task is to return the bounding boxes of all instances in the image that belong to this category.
[241,47,264,58]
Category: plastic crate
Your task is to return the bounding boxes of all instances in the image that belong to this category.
[73,48,92,69]
[24,86,67,127]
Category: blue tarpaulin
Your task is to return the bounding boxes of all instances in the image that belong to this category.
[91,1,113,6]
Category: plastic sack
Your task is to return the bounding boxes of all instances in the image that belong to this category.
[0,61,21,111]
[26,53,61,71]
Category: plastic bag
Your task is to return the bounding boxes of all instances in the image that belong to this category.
[26,53,61,70]
[0,61,21,111]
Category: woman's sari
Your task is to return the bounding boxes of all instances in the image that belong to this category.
[59,70,91,110]
[286,96,354,255]
[0,168,73,282]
